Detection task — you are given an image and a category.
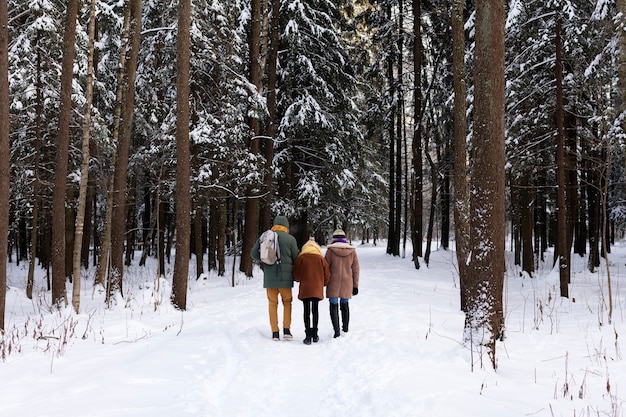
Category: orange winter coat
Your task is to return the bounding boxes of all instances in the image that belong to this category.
[293,240,330,300]
[324,242,360,299]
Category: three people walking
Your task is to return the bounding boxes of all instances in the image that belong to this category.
[252,221,360,342]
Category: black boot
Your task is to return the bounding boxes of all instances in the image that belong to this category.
[312,300,319,342]
[330,304,340,338]
[303,300,312,344]
[303,329,312,345]
[312,328,319,343]
[340,303,350,333]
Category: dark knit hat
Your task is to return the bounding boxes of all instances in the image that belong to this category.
[332,229,346,239]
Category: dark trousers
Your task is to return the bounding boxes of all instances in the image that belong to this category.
[302,298,320,330]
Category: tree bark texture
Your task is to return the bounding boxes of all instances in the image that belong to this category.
[0,0,10,330]
[520,175,535,277]
[411,0,423,267]
[241,0,262,277]
[110,0,142,296]
[72,0,97,313]
[452,0,470,312]
[555,17,569,298]
[96,3,132,294]
[618,0,626,171]
[27,44,44,300]
[172,0,192,310]
[51,0,79,308]
[261,0,280,233]
[466,0,506,369]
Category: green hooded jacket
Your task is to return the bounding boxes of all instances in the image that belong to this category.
[250,215,300,288]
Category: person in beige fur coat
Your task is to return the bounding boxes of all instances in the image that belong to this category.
[324,229,360,338]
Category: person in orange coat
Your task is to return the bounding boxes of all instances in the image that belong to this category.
[293,237,330,345]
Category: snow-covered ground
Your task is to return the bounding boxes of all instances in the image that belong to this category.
[1,242,625,417]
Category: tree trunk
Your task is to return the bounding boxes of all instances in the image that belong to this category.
[27,40,45,300]
[564,83,578,263]
[51,0,80,308]
[386,4,397,257]
[465,0,505,369]
[261,0,280,233]
[511,183,521,266]
[520,175,534,277]
[396,0,404,258]
[96,3,132,294]
[618,0,626,172]
[208,198,218,272]
[241,0,263,277]
[0,0,9,330]
[587,136,600,272]
[65,188,76,280]
[452,0,470,312]
[411,0,422,267]
[124,178,136,266]
[218,197,226,277]
[158,199,166,276]
[424,152,437,266]
[172,0,191,310]
[110,0,142,297]
[81,172,95,268]
[440,142,450,250]
[194,203,204,279]
[555,17,569,298]
[72,0,97,313]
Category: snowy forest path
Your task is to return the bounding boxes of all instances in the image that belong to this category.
[180,244,467,417]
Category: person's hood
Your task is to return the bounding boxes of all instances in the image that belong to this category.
[273,215,289,229]
[327,242,355,256]
[299,239,322,257]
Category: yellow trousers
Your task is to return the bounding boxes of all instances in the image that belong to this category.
[266,288,292,332]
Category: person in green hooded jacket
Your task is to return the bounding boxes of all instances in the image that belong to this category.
[251,215,300,341]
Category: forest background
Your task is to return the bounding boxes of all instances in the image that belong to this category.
[1,0,626,368]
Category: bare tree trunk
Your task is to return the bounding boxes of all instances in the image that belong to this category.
[411,0,422,267]
[194,203,204,279]
[158,199,166,277]
[465,0,505,369]
[218,197,226,276]
[241,0,263,277]
[452,0,470,312]
[424,152,437,266]
[96,3,132,294]
[110,0,141,297]
[386,4,397,257]
[72,0,97,313]
[51,0,80,308]
[587,136,600,272]
[65,187,76,281]
[618,0,626,171]
[396,0,404,258]
[555,17,569,298]
[261,0,280,232]
[0,0,10,330]
[440,142,451,250]
[81,170,95,267]
[172,0,191,310]
[520,175,534,277]
[208,198,218,271]
[27,40,45,300]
